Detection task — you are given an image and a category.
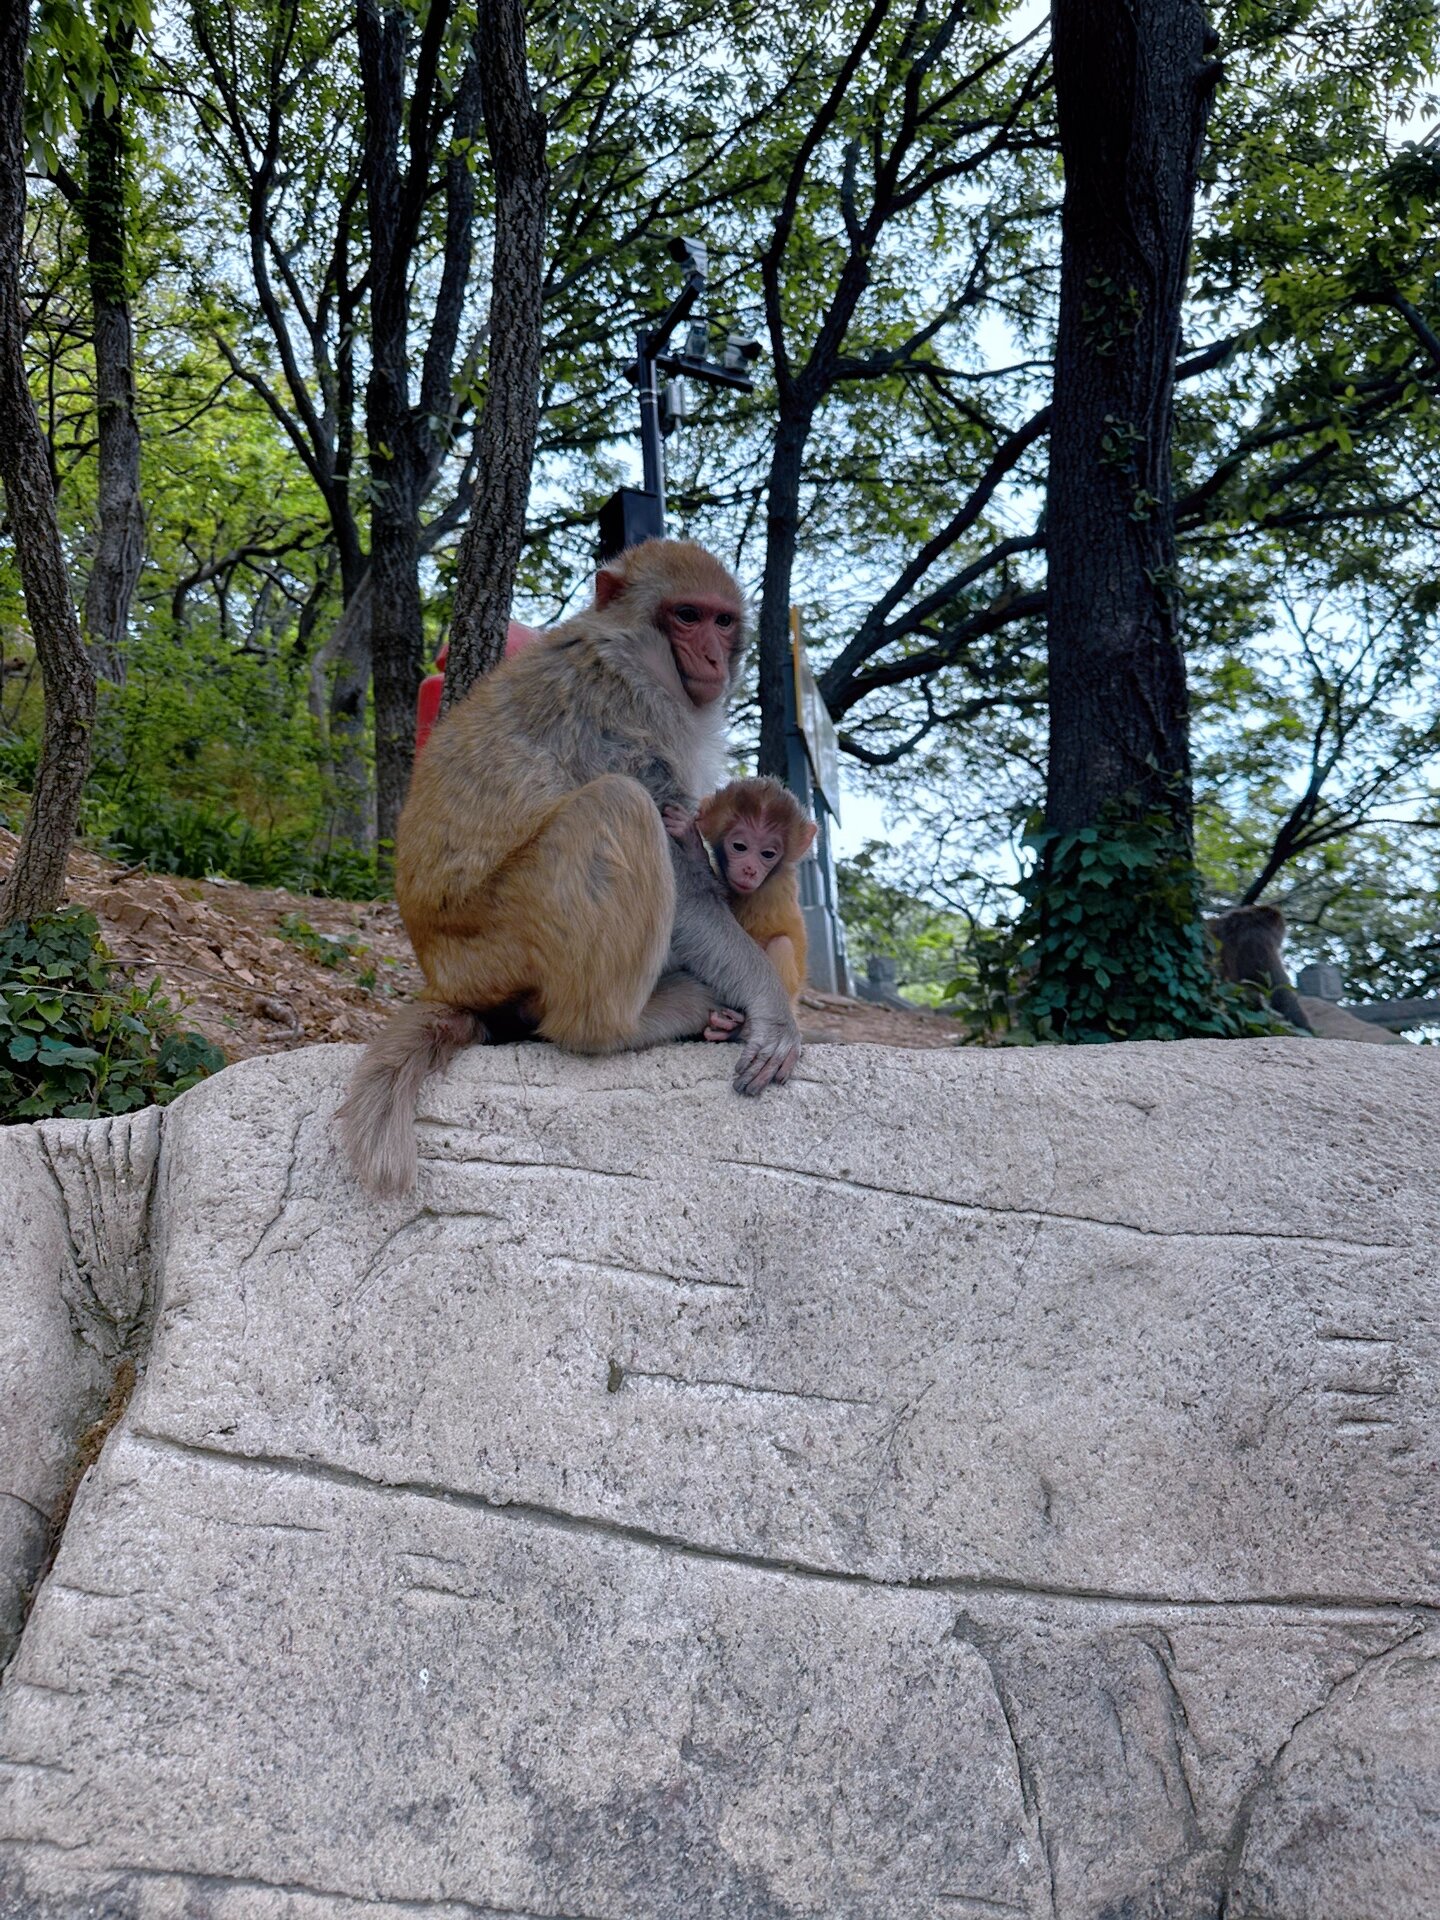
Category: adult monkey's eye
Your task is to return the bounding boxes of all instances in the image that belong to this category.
[672,604,700,623]
[714,611,736,629]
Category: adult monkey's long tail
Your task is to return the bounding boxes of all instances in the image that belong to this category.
[337,1001,481,1197]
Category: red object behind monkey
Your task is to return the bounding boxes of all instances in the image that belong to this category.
[415,622,540,753]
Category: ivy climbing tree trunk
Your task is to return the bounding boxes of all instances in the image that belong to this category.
[1016,0,1230,1043]
[78,24,144,687]
[442,0,545,712]
[1044,0,1220,838]
[0,0,96,924]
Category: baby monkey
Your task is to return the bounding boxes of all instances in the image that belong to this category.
[664,776,817,1041]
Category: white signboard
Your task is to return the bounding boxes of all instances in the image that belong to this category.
[790,610,841,821]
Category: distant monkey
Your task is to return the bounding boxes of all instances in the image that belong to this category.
[1208,904,1314,1033]
[339,539,803,1197]
[664,778,816,1042]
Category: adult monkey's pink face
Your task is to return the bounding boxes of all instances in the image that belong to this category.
[659,596,741,706]
[594,547,744,709]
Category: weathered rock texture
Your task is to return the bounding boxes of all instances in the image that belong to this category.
[0,1039,1436,1919]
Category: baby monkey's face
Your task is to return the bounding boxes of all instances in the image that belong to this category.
[718,816,785,894]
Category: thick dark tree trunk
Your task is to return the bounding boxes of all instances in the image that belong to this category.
[358,0,477,845]
[327,627,374,847]
[326,237,373,845]
[0,0,96,923]
[78,27,143,687]
[442,0,545,711]
[358,0,421,846]
[1044,0,1218,837]
[313,548,374,850]
[756,410,811,779]
[367,489,424,845]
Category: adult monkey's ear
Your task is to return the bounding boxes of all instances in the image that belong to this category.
[595,567,627,609]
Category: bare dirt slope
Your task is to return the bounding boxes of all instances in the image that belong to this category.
[0,828,963,1062]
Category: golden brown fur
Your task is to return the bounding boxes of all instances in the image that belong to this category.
[338,539,803,1196]
[696,777,816,1004]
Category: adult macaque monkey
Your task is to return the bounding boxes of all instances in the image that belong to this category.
[1208,904,1314,1033]
[339,539,802,1196]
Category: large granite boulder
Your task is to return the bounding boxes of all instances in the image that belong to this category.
[0,1038,1436,1919]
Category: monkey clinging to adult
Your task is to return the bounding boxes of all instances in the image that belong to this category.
[338,539,804,1197]
[1207,903,1315,1033]
[663,778,816,1043]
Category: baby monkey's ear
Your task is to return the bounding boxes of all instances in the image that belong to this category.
[694,789,729,843]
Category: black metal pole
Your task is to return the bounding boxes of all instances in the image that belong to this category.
[600,240,754,561]
[636,326,666,522]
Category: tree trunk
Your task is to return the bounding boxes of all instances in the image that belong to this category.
[326,223,373,845]
[78,27,143,687]
[1044,0,1218,837]
[442,0,546,712]
[358,0,418,846]
[755,410,811,779]
[309,564,374,851]
[327,629,375,848]
[367,491,423,846]
[0,0,96,924]
[357,0,478,845]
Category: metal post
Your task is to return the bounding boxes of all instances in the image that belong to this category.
[783,625,852,996]
[1296,963,1344,1002]
[636,326,666,521]
[600,239,755,561]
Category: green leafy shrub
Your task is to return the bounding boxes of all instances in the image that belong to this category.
[93,794,250,878]
[838,843,968,1007]
[0,729,40,793]
[951,806,1282,1043]
[0,730,39,831]
[0,909,227,1122]
[91,793,386,899]
[277,912,365,968]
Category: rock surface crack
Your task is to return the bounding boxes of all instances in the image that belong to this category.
[124,1430,1439,1619]
[948,1611,1056,1919]
[1216,1616,1429,1905]
[720,1160,1399,1251]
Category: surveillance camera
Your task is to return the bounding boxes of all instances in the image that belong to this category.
[667,235,708,277]
[683,321,709,361]
[722,334,763,371]
[660,377,690,436]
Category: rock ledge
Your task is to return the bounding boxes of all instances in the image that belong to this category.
[1,1039,1437,1918]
